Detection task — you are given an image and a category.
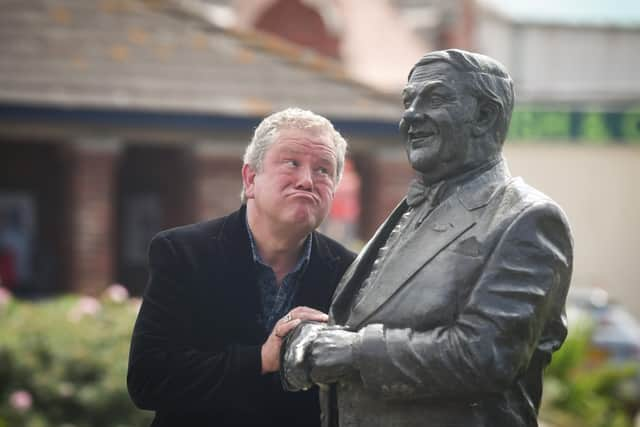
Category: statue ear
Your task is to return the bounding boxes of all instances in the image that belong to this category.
[472,99,499,137]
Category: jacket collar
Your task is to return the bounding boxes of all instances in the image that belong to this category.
[456,158,511,211]
[211,205,340,307]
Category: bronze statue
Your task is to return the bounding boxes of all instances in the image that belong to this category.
[281,49,573,427]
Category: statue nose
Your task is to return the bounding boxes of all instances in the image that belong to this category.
[403,108,425,123]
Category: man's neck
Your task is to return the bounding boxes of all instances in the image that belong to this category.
[246,205,309,281]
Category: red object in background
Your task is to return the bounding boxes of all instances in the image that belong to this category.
[330,159,361,222]
[255,0,341,59]
[0,248,17,289]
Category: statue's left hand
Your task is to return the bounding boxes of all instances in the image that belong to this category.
[309,328,362,385]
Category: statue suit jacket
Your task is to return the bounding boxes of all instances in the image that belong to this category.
[322,161,573,427]
[127,205,355,427]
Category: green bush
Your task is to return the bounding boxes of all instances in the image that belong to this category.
[0,287,153,427]
[2,287,638,427]
[540,324,640,427]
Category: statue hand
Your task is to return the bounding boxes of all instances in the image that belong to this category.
[280,321,327,391]
[309,328,361,385]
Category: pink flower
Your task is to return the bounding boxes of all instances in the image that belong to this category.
[104,283,129,303]
[67,296,102,322]
[0,286,11,309]
[9,390,32,412]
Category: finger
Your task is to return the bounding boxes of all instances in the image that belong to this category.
[280,308,328,325]
[276,318,302,338]
[289,308,328,323]
[274,326,284,338]
[290,306,328,318]
[324,324,349,331]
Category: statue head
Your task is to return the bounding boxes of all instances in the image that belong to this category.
[399,49,514,183]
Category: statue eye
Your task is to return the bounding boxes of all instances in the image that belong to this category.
[430,95,445,107]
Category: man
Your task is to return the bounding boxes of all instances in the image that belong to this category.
[282,49,573,427]
[127,108,356,426]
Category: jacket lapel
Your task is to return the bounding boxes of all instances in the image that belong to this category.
[347,195,476,328]
[294,232,340,310]
[329,201,408,325]
[208,206,263,339]
[345,160,511,329]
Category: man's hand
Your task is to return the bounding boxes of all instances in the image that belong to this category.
[309,328,362,385]
[261,306,328,374]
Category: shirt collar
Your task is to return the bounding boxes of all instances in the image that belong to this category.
[245,218,313,274]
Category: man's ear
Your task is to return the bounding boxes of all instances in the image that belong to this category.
[242,164,257,199]
[472,99,499,137]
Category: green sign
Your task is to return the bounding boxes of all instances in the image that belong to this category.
[507,107,640,143]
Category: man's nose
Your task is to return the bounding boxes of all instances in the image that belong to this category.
[402,107,425,124]
[294,166,313,190]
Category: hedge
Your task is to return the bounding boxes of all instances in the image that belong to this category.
[0,286,153,427]
[1,285,638,427]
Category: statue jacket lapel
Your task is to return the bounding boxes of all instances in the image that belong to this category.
[330,161,511,330]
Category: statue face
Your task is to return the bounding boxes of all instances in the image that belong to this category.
[399,61,487,180]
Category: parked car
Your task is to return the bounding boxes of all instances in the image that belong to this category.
[566,287,640,413]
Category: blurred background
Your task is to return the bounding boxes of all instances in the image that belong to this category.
[0,0,639,426]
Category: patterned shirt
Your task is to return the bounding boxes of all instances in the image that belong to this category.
[246,223,312,334]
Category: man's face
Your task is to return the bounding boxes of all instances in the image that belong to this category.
[399,61,485,180]
[243,128,337,235]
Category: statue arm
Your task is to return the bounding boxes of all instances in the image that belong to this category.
[355,201,573,399]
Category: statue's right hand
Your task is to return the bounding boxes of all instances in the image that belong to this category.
[280,321,328,391]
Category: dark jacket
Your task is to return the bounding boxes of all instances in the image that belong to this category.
[127,206,355,427]
[324,162,573,427]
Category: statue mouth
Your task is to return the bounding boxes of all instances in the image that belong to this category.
[409,130,437,147]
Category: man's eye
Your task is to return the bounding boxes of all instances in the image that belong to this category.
[317,167,329,175]
[286,160,298,167]
[430,95,445,107]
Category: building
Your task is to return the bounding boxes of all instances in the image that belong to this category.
[233,0,640,314]
[0,0,411,296]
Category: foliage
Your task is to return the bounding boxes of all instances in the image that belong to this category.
[2,286,639,427]
[0,287,153,427]
[540,324,640,427]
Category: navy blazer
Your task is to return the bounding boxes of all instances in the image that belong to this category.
[127,205,355,427]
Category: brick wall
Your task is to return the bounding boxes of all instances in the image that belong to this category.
[66,141,120,295]
[193,143,244,222]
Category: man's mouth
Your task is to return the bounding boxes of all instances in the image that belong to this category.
[287,192,318,203]
[409,130,438,147]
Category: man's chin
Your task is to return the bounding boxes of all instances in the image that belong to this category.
[409,156,438,174]
[283,210,322,233]
[408,147,440,171]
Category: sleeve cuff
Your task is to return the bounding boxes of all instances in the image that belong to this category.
[356,324,385,391]
[231,344,262,381]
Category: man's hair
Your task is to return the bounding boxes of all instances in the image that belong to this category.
[241,107,347,203]
[409,49,515,145]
